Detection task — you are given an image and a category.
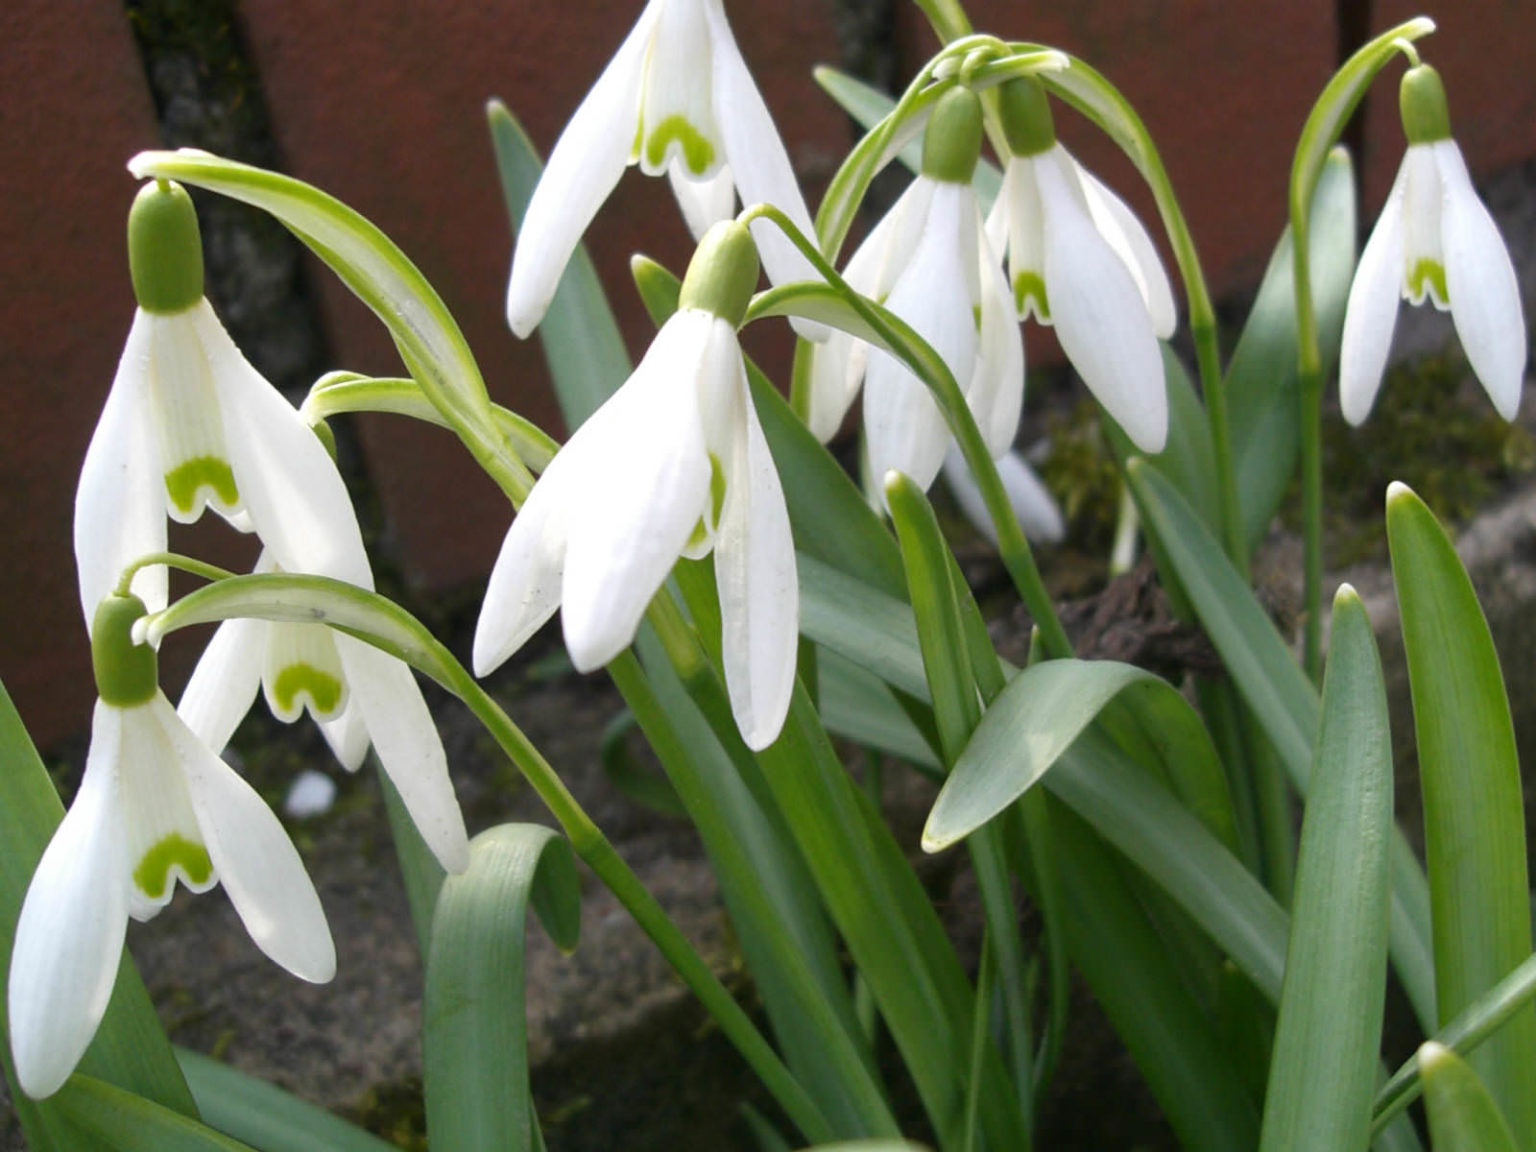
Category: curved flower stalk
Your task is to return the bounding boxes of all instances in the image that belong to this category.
[8,595,333,1099]
[1340,63,1526,425]
[75,180,370,626]
[504,0,818,339]
[986,77,1174,454]
[807,87,1023,495]
[479,220,796,750]
[178,554,470,874]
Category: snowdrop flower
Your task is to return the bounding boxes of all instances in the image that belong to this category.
[478,220,795,749]
[941,445,1064,546]
[1340,63,1526,425]
[807,87,1024,495]
[505,0,818,339]
[985,77,1175,454]
[75,180,371,627]
[9,595,333,1099]
[178,554,470,873]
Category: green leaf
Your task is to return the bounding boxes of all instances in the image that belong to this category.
[815,648,942,770]
[598,710,686,817]
[176,1048,398,1152]
[487,100,633,431]
[925,660,1228,853]
[1420,1042,1521,1152]
[0,680,195,1148]
[1126,458,1437,1031]
[55,1076,254,1151]
[1260,585,1392,1152]
[1386,483,1536,1144]
[798,555,928,700]
[423,824,580,1152]
[1226,149,1356,552]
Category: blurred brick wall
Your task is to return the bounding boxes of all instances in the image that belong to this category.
[3,1,1533,747]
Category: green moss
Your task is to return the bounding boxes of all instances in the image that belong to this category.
[1039,399,1123,552]
[349,1076,426,1151]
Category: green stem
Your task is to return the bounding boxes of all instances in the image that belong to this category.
[1194,320,1248,578]
[911,0,973,43]
[1300,370,1325,682]
[115,552,236,596]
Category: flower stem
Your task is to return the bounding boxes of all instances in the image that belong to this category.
[114,552,236,596]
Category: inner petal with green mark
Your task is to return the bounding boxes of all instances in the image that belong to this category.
[133,833,213,903]
[263,621,349,723]
[645,116,715,177]
[165,456,239,518]
[1405,257,1449,309]
[1013,272,1051,323]
[682,454,728,557]
[271,663,345,719]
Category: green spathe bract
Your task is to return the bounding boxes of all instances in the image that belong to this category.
[127,180,203,316]
[91,595,158,708]
[677,220,760,329]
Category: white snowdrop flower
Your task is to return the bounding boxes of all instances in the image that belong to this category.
[1340,64,1526,425]
[985,77,1175,454]
[941,444,1064,546]
[479,221,796,750]
[505,0,819,339]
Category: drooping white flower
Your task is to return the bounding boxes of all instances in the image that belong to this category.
[478,221,796,750]
[985,77,1174,455]
[807,87,1024,496]
[177,555,470,874]
[505,0,818,339]
[8,595,334,1099]
[1339,64,1526,425]
[75,180,371,625]
[940,445,1064,546]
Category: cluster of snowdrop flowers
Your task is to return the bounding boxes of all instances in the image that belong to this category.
[9,180,470,1099]
[1340,61,1526,425]
[504,0,818,339]
[478,220,797,750]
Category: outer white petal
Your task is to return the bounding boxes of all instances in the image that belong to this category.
[1077,160,1178,338]
[1038,150,1167,453]
[714,367,797,749]
[75,311,167,623]
[319,705,371,773]
[561,314,715,669]
[197,304,372,588]
[334,635,469,874]
[1339,160,1409,426]
[864,181,978,493]
[668,160,737,240]
[703,0,817,295]
[168,695,335,983]
[177,615,266,756]
[1436,140,1527,420]
[942,445,1064,545]
[969,220,1025,457]
[505,4,658,337]
[805,326,863,442]
[8,703,129,1099]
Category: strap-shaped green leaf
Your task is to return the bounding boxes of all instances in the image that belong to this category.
[1387,483,1536,1145]
[55,1075,254,1151]
[1260,586,1392,1152]
[424,824,579,1152]
[1420,1042,1521,1152]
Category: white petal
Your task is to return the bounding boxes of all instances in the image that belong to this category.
[1038,149,1167,453]
[942,445,1065,545]
[668,160,737,240]
[335,635,469,874]
[1339,160,1409,426]
[1436,140,1527,420]
[319,705,371,773]
[8,704,129,1099]
[714,367,797,749]
[639,0,721,177]
[197,304,373,589]
[1077,159,1178,339]
[805,326,863,443]
[998,158,1048,322]
[969,220,1025,457]
[260,620,350,724]
[704,0,818,295]
[865,181,979,493]
[168,695,335,982]
[177,615,265,756]
[505,4,658,337]
[75,311,167,623]
[1401,144,1447,307]
[561,315,716,668]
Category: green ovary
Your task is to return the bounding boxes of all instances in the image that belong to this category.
[272,663,344,716]
[1013,272,1050,321]
[165,456,238,515]
[645,116,715,176]
[134,833,213,901]
[1407,258,1448,307]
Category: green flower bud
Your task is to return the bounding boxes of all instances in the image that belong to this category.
[678,220,760,328]
[128,180,204,315]
[920,86,984,184]
[92,594,159,707]
[997,77,1056,159]
[1400,64,1451,145]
